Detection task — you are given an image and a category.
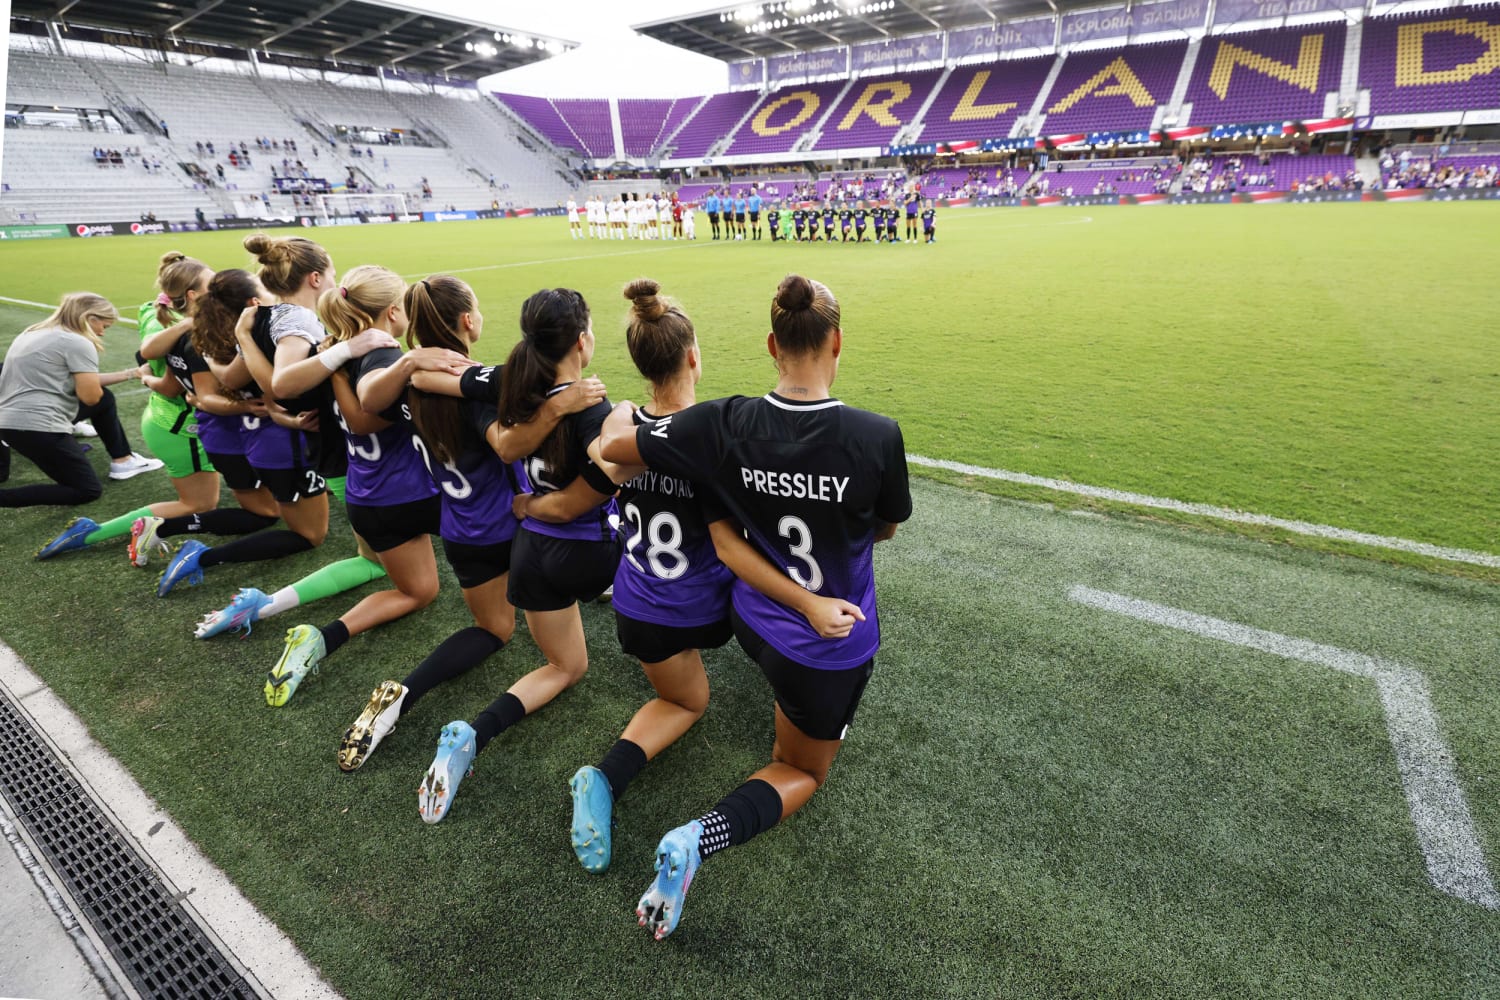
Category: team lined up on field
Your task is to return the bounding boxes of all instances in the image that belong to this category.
[15,236,910,942]
[567,189,938,243]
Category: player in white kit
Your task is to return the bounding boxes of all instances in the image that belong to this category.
[566,196,581,239]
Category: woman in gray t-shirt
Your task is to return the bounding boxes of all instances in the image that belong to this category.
[0,293,156,507]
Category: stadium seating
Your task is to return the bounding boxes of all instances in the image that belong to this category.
[619,98,707,158]
[724,81,849,156]
[1360,8,1500,115]
[1034,165,1164,195]
[6,48,107,108]
[553,99,615,158]
[666,91,761,158]
[1041,40,1190,133]
[812,70,943,151]
[1184,25,1346,125]
[920,58,1055,144]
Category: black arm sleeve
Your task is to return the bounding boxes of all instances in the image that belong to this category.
[874,421,913,525]
[634,398,729,482]
[459,364,501,402]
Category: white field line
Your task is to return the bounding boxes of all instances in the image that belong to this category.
[0,294,54,309]
[1068,584,1500,911]
[910,453,1499,568]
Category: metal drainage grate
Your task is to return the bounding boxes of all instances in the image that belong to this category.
[0,688,257,1000]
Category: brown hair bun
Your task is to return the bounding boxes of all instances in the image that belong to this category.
[774,274,815,313]
[623,278,667,322]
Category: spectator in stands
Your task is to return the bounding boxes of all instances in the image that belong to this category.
[0,293,164,508]
[196,208,207,228]
[215,164,226,182]
[159,119,169,138]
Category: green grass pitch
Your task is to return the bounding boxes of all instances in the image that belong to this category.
[0,205,1497,998]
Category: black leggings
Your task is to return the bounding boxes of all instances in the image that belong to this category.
[73,389,132,461]
[0,429,102,507]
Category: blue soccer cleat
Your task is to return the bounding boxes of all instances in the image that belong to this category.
[418,721,477,824]
[636,820,704,941]
[569,765,614,873]
[156,539,209,596]
[263,624,325,707]
[195,587,271,640]
[36,517,98,560]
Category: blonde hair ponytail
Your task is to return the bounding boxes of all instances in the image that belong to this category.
[25,292,119,351]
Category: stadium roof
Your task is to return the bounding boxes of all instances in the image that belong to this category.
[633,0,1072,61]
[10,0,577,78]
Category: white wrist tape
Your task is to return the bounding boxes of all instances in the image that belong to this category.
[318,341,353,371]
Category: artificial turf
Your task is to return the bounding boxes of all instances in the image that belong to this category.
[0,204,1497,997]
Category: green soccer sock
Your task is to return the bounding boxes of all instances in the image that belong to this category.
[85,507,153,545]
[289,555,386,605]
[326,476,347,504]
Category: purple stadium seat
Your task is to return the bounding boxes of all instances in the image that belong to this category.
[812,70,942,150]
[670,91,762,158]
[724,81,849,156]
[620,97,701,157]
[1185,24,1346,125]
[921,57,1055,143]
[493,92,580,152]
[553,99,613,158]
[1361,9,1500,115]
[1041,40,1189,134]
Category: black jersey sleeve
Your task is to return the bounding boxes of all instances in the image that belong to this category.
[346,346,402,390]
[466,399,499,441]
[571,398,612,450]
[875,421,913,525]
[459,364,501,402]
[634,398,729,483]
[697,487,731,525]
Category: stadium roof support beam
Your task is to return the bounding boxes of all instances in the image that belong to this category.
[388,26,476,65]
[258,0,351,47]
[894,0,942,29]
[678,21,762,57]
[166,0,227,34]
[329,11,421,56]
[54,0,85,18]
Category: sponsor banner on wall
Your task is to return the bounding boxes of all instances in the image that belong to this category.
[850,32,944,73]
[1131,0,1208,34]
[1170,191,1241,204]
[949,17,1056,59]
[422,210,479,222]
[273,177,331,193]
[769,46,848,84]
[728,58,765,89]
[0,224,71,241]
[1063,194,1127,206]
[1060,5,1133,44]
[1421,187,1500,202]
[67,221,169,237]
[1287,189,1363,203]
[1213,0,1362,26]
[211,217,300,230]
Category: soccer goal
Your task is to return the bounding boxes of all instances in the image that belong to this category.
[314,192,411,224]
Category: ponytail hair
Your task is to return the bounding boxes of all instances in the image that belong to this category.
[193,268,260,363]
[317,265,405,344]
[498,287,590,475]
[769,274,840,358]
[243,232,331,297]
[25,292,118,352]
[156,251,211,328]
[405,275,477,464]
[622,278,695,386]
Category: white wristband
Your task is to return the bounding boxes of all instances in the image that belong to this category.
[318,341,353,371]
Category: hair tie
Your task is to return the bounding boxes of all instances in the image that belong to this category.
[155,292,173,307]
[339,286,348,299]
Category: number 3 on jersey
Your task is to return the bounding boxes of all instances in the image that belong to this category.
[622,503,688,580]
[779,515,824,592]
[411,437,473,499]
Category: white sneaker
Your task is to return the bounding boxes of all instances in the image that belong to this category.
[109,452,165,480]
[73,420,99,437]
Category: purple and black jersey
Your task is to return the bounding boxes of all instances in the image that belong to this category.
[612,409,733,629]
[518,389,618,544]
[635,393,911,670]
[337,347,438,507]
[412,381,527,547]
[921,208,936,231]
[169,333,243,456]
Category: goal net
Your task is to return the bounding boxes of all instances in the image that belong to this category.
[314,192,412,225]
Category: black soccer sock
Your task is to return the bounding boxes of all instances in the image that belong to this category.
[197,530,314,568]
[597,738,647,801]
[158,509,279,538]
[399,627,504,715]
[694,779,783,860]
[471,692,526,753]
[319,619,350,657]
